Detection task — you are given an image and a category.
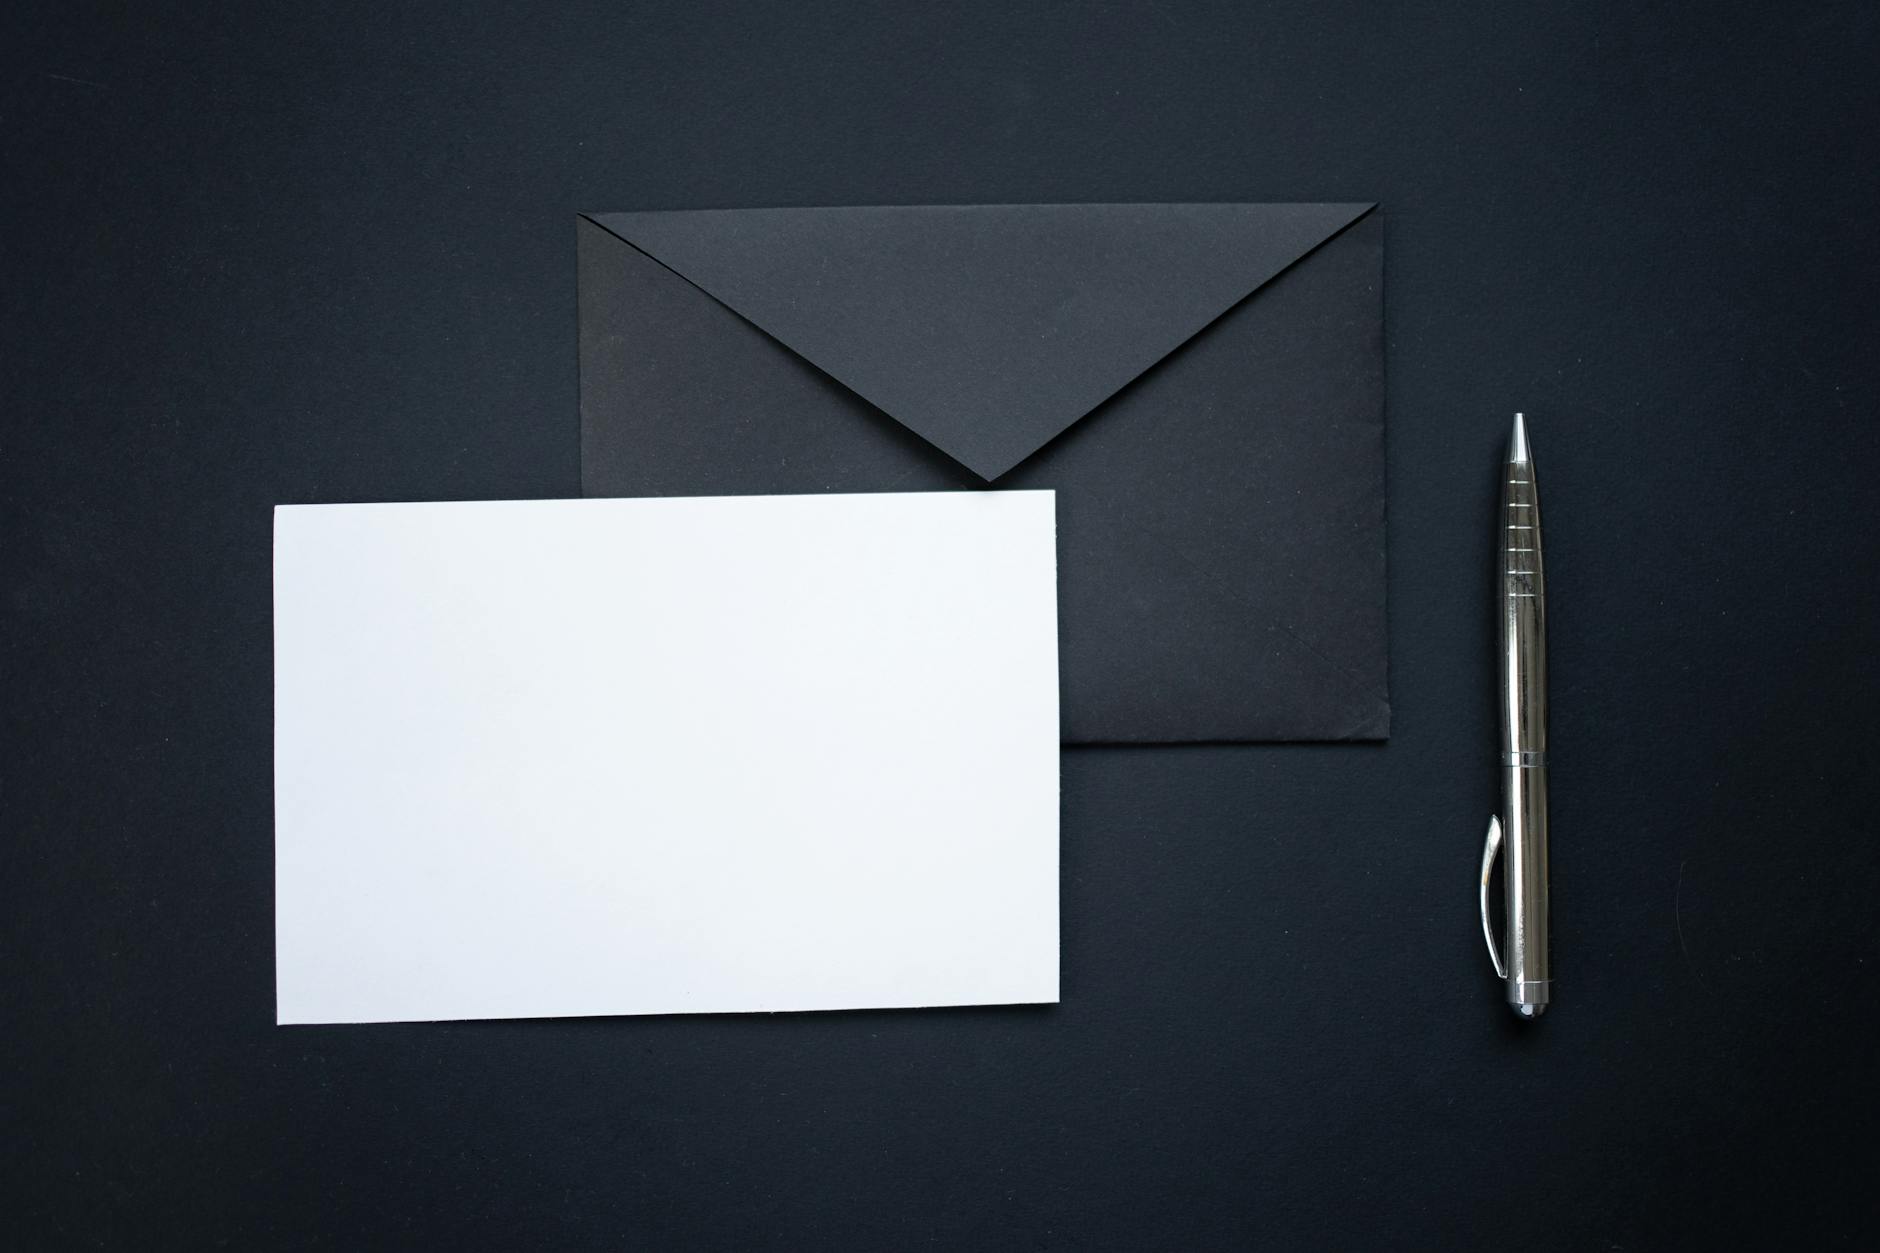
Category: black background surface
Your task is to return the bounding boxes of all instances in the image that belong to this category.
[4,2,1876,1248]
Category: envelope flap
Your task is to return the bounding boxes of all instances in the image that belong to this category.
[585,203,1374,480]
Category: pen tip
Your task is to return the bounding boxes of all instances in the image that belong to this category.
[1509,412,1530,465]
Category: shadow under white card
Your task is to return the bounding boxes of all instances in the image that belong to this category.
[273,491,1059,1024]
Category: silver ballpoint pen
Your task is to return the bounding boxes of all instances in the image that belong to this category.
[1479,412,1550,1018]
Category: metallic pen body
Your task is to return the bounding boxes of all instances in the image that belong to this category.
[1479,413,1550,1017]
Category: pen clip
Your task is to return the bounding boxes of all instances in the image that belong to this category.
[1480,814,1506,979]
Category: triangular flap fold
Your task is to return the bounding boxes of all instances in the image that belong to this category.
[585,203,1374,479]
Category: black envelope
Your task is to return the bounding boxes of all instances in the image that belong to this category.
[578,204,1387,744]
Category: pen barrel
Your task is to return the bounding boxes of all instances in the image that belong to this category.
[1500,763,1549,1003]
[1498,452,1549,1010]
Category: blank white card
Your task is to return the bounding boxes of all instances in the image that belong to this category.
[273,492,1058,1024]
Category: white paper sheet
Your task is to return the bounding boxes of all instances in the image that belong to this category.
[273,491,1058,1024]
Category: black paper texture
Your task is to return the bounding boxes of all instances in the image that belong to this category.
[579,205,1387,743]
